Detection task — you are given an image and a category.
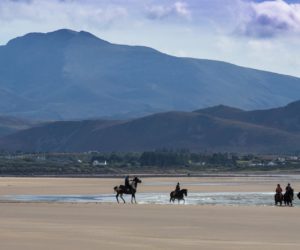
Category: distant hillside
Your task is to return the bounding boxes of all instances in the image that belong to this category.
[1,101,300,153]
[1,29,300,120]
[195,100,300,133]
[0,116,37,137]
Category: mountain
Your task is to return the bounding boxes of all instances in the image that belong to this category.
[195,100,300,133]
[0,116,37,137]
[1,101,300,153]
[1,29,300,120]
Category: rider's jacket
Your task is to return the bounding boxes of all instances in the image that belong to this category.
[125,176,130,187]
[276,187,282,193]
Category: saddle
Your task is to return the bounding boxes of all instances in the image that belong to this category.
[174,189,180,196]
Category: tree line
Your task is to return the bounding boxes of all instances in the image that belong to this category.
[91,150,237,167]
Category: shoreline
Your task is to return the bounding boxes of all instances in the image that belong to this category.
[1,177,299,207]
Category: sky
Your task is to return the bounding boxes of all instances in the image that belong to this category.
[1,0,300,77]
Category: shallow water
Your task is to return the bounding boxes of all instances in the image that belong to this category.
[144,175,300,187]
[144,182,241,186]
[1,192,297,206]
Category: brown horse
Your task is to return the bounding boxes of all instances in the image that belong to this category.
[114,176,142,203]
[170,189,188,204]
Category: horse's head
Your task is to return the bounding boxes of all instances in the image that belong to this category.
[183,189,188,197]
[133,176,142,184]
[131,176,142,189]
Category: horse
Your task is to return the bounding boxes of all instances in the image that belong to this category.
[274,193,283,206]
[283,189,294,207]
[170,189,188,204]
[113,176,142,204]
[298,192,300,200]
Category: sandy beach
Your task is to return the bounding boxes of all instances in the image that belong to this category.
[1,176,300,250]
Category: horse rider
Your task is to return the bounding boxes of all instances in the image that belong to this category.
[286,183,294,193]
[276,184,282,194]
[175,182,180,195]
[275,184,283,199]
[125,175,132,192]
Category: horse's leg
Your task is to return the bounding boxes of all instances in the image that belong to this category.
[183,198,185,204]
[120,194,125,203]
[116,193,119,204]
[132,193,137,204]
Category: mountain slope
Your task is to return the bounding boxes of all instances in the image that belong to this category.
[1,29,300,119]
[0,116,37,137]
[1,101,300,153]
[195,100,300,133]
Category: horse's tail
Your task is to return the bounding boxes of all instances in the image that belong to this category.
[114,186,118,193]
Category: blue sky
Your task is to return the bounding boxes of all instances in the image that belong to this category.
[1,0,300,76]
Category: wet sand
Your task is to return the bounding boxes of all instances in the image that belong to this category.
[1,177,300,249]
[1,176,299,195]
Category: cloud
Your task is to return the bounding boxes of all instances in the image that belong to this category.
[237,0,300,38]
[146,1,191,20]
[0,0,128,28]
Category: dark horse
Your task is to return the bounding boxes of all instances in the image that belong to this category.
[170,189,188,204]
[114,176,142,204]
[274,193,283,206]
[298,192,300,200]
[283,189,294,207]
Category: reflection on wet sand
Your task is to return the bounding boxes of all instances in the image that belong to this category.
[1,191,289,206]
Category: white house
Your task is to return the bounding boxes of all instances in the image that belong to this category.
[92,160,108,166]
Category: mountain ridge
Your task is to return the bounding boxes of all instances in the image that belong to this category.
[1,29,300,119]
[0,115,38,137]
[1,101,300,153]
